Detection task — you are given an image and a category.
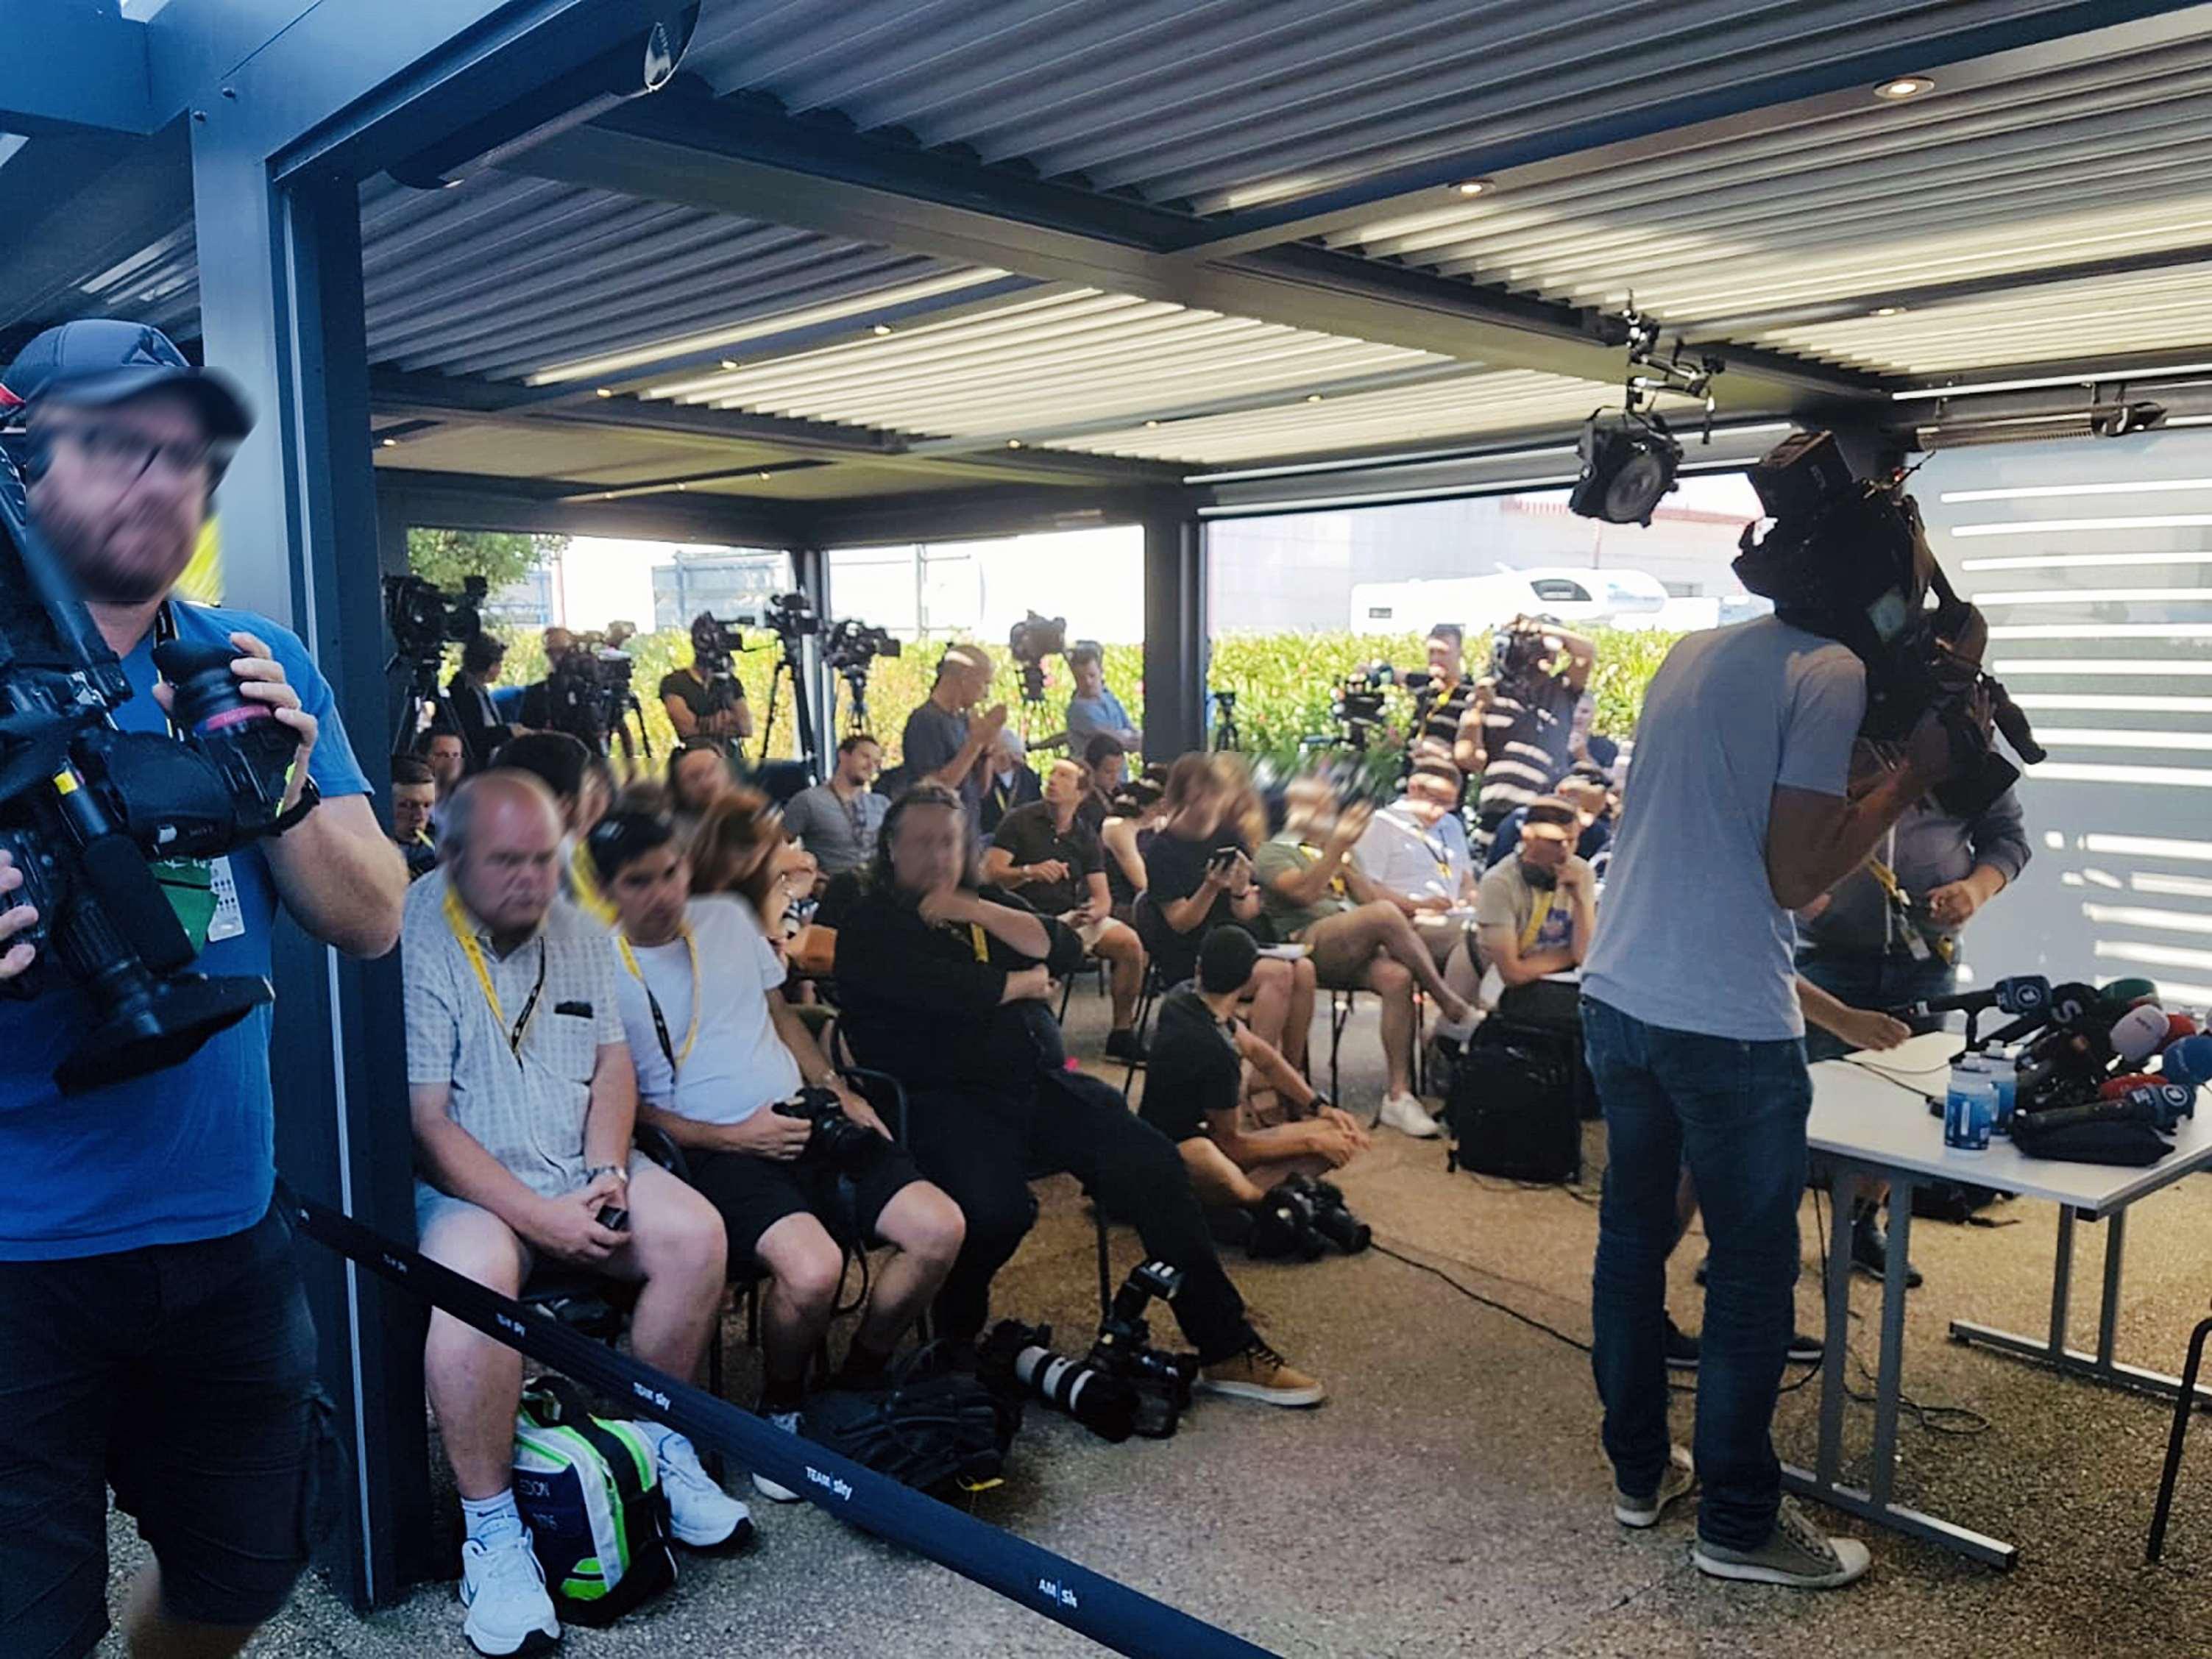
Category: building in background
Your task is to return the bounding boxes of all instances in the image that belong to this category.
[650,548,795,630]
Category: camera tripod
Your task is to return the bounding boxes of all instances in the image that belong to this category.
[1210,690,1241,753]
[386,649,447,758]
[753,633,823,783]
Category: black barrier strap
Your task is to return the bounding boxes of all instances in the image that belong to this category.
[283,1188,1277,1659]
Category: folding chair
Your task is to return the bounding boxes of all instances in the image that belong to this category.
[2147,1305,2212,1562]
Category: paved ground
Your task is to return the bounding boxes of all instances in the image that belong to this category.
[96,987,2212,1657]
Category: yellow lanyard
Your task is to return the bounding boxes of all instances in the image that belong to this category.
[617,926,701,1073]
[444,885,545,1065]
[967,921,990,962]
[1297,843,1350,899]
[570,841,617,924]
[1519,884,1572,953]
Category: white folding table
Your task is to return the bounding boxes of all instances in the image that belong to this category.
[1785,1032,2212,1569]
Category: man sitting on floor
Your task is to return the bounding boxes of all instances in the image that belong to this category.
[1141,927,1369,1215]
[405,772,746,1658]
[983,756,1149,1062]
[1254,773,1475,1140]
[591,812,965,1505]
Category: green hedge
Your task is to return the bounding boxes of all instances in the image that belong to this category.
[472,624,1681,777]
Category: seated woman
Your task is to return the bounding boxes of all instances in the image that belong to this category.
[1097,775,1165,927]
[1141,927,1369,1213]
[690,788,818,963]
[832,784,1325,1407]
[1142,753,1316,1079]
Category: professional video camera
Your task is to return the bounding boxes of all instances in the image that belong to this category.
[1209,686,1241,753]
[1007,610,1068,705]
[0,450,309,1092]
[382,573,489,750]
[977,1260,1199,1442]
[1734,431,2044,817]
[575,625,651,764]
[1249,1173,1372,1260]
[773,1084,879,1170]
[823,617,901,735]
[1489,617,1567,702]
[1330,663,1394,749]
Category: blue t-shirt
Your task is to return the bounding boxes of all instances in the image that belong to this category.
[0,600,369,1260]
[1066,687,1132,745]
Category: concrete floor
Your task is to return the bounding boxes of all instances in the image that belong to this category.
[96,987,2212,1657]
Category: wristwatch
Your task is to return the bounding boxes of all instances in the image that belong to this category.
[584,1162,629,1187]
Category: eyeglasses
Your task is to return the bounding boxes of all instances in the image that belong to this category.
[40,422,231,486]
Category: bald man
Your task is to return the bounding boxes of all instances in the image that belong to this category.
[898,643,1008,828]
[402,771,745,1655]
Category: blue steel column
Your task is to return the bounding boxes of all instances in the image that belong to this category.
[193,127,430,1608]
[793,542,833,773]
[1142,509,1208,763]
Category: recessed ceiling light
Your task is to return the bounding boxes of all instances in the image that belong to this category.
[593,387,614,397]
[1305,393,1325,403]
[1453,178,1493,197]
[1875,75,1934,100]
[871,324,893,337]
[1007,438,1023,448]
[1869,305,1908,318]
[378,437,397,448]
[720,358,739,370]
[758,472,771,480]
[1143,419,1160,428]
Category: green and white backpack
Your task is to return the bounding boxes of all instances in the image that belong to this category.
[511,1376,678,1626]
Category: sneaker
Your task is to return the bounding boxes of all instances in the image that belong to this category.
[1692,1498,1872,1588]
[655,1432,754,1548]
[1378,1092,1443,1139]
[1614,1443,1695,1529]
[1197,1338,1327,1407]
[1105,1027,1149,1063]
[459,1532,559,1658]
[1851,1209,1923,1288]
[1787,1330,1826,1366]
[752,1408,804,1504]
[1665,1316,1701,1371]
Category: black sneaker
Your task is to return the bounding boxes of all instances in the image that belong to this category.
[1665,1316,1701,1371]
[1851,1208,1923,1289]
[1787,1330,1826,1365]
[1105,1027,1149,1063]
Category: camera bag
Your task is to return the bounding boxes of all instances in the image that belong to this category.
[511,1376,678,1627]
[1445,1018,1583,1184]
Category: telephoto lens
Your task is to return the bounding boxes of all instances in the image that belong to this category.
[984,1321,1139,1443]
[152,638,299,829]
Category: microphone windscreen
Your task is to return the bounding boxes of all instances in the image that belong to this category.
[2110,1003,2171,1066]
[2102,976,2162,1006]
[2100,1073,2160,1100]
[2161,1034,2212,1091]
[2160,1012,2201,1051]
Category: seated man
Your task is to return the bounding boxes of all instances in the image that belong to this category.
[1474,795,1596,1028]
[1356,758,1483,1032]
[591,813,964,1502]
[1076,732,1127,834]
[779,733,890,885]
[835,785,1325,1407]
[1142,927,1369,1213]
[389,754,442,881]
[984,756,1149,1062]
[405,772,745,1658]
[1484,763,1614,872]
[1254,775,1476,1140]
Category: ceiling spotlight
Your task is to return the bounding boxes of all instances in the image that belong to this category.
[1453,178,1493,197]
[758,471,772,480]
[1305,393,1325,403]
[378,437,397,448]
[871,324,893,337]
[1875,75,1934,100]
[720,358,739,370]
[1869,305,1907,317]
[1143,419,1160,428]
[593,387,614,398]
[1570,409,1681,527]
[1007,438,1024,448]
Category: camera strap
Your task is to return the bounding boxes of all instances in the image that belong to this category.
[444,885,547,1065]
[617,926,699,1074]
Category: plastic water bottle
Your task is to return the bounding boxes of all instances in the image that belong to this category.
[1945,1064,1996,1151]
[1983,1048,2019,1133]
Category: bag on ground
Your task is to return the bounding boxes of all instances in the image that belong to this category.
[511,1376,678,1627]
[1445,1019,1582,1184]
[803,1341,1022,1496]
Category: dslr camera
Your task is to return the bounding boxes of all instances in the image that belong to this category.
[978,1260,1199,1443]
[1734,431,2044,817]
[773,1084,878,1170]
[1489,617,1563,701]
[1249,1173,1372,1260]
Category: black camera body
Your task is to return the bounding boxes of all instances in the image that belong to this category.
[383,573,486,661]
[1489,619,1563,703]
[824,617,900,672]
[1249,1173,1371,1260]
[1330,661,1394,741]
[1007,611,1068,705]
[1734,432,2045,817]
[979,1259,1198,1443]
[773,1084,877,1170]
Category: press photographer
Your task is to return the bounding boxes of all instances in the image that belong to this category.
[1472,615,1595,849]
[664,616,754,756]
[0,319,405,1659]
[1401,622,1484,778]
[520,626,610,754]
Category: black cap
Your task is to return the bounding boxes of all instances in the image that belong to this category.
[1,319,252,440]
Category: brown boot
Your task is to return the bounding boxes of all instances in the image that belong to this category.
[1197,1337,1327,1407]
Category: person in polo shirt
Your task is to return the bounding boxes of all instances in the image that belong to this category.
[404,772,745,1655]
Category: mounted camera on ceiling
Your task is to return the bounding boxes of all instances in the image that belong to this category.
[1570,308,1722,527]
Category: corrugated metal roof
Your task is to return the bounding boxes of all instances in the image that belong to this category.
[683,0,2030,216]
[1054,368,1626,465]
[648,286,1456,438]
[1329,29,2212,330]
[371,423,795,483]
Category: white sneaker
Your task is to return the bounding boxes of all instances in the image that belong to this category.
[1379,1091,1443,1139]
[1614,1443,1695,1528]
[459,1531,559,1658]
[654,1431,754,1548]
[752,1409,804,1504]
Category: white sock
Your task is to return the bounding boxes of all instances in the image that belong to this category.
[461,1488,524,1546]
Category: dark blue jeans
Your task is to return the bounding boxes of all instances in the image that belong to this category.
[1584,996,1811,1549]
[1796,948,1956,1063]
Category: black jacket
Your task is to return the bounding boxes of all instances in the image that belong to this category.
[834,882,1082,1096]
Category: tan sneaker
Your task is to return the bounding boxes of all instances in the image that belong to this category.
[1197,1338,1327,1407]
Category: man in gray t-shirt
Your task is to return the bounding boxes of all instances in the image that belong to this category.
[780,734,890,878]
[1582,613,1957,1590]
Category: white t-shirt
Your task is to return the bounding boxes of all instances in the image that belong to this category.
[614,895,800,1126]
[1583,617,1865,1041]
[1358,802,1473,908]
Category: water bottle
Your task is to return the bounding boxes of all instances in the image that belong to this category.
[1944,1063,1996,1151]
[1983,1048,2019,1133]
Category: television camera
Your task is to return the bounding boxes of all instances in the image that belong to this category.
[380,573,486,753]
[1007,610,1067,705]
[823,617,900,735]
[1733,431,2045,817]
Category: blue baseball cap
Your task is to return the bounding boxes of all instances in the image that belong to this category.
[1,319,251,439]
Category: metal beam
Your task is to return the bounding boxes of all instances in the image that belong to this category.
[378,467,805,547]
[1171,1,2212,258]
[0,124,191,338]
[796,483,1191,550]
[1,2,155,136]
[1143,514,1207,762]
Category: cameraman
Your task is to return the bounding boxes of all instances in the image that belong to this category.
[1405,623,1485,777]
[1473,615,1595,850]
[1063,640,1141,753]
[834,785,1325,1407]
[0,319,405,1659]
[445,631,516,775]
[1581,607,1960,1590]
[661,639,751,756]
[519,628,607,753]
[592,814,962,1501]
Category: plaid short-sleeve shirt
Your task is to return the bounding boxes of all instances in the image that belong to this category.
[403,870,626,1198]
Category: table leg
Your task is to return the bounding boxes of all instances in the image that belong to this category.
[2048,1206,2075,1360]
[2097,1210,2127,1368]
[1815,1166,1854,1482]
[1868,1179,1913,1511]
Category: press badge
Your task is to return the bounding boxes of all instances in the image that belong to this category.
[207,856,245,943]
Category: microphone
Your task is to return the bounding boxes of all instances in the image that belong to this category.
[1891,973,2049,1022]
[2160,1034,2212,1092]
[1988,979,2102,1046]
[2102,976,2162,1006]
[2118,1081,2195,1130]
[2158,1012,2201,1052]
[2024,1097,2163,1136]
[2099,1073,2161,1100]
[2111,1003,2171,1069]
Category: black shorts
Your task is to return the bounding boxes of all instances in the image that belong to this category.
[0,1205,339,1658]
[689,1134,926,1265]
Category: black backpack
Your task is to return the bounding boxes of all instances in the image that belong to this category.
[802,1343,1022,1497]
[1445,1020,1583,1184]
